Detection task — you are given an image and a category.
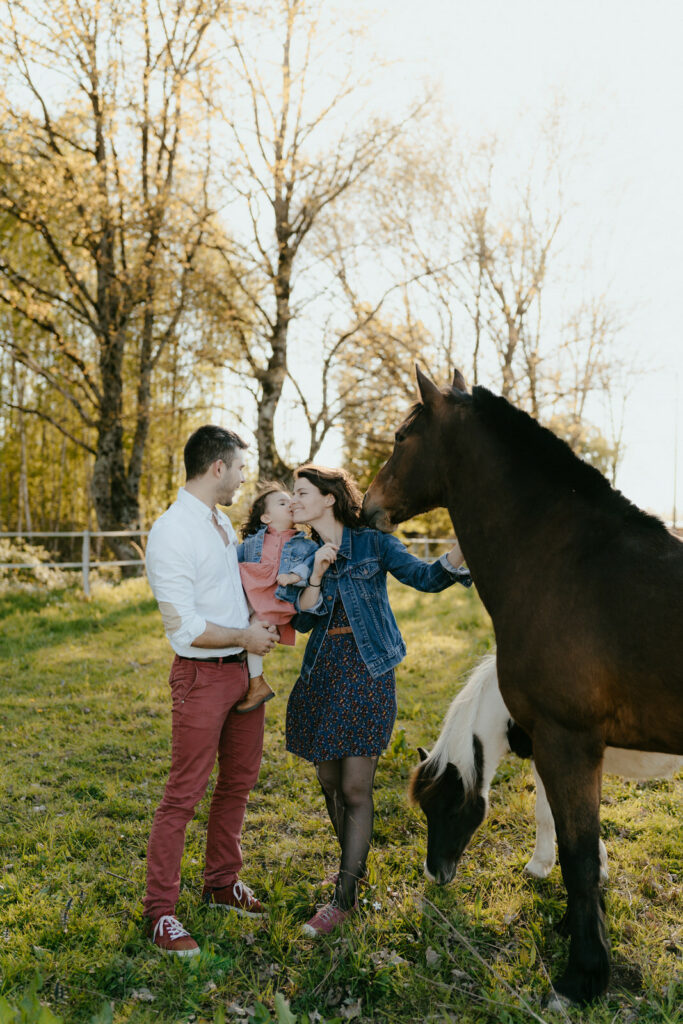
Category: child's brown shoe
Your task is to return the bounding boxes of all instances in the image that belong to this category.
[235,675,275,714]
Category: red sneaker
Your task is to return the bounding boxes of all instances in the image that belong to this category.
[302,901,355,937]
[202,879,266,917]
[149,914,199,957]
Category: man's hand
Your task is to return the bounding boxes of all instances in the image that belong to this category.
[242,619,279,655]
[277,571,302,586]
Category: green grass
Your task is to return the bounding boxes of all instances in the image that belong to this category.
[0,580,681,1024]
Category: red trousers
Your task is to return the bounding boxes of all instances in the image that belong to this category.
[143,655,264,920]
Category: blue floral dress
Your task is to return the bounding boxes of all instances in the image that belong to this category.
[286,600,397,762]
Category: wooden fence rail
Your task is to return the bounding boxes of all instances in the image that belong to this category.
[0,529,148,596]
[0,530,455,596]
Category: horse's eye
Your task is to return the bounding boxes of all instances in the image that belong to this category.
[395,431,405,444]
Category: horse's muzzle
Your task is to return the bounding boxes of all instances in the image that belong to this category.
[423,858,456,886]
[361,496,394,532]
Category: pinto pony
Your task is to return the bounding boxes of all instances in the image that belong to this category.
[410,653,682,883]
[363,367,683,1003]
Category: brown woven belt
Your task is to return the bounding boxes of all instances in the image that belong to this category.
[327,626,353,637]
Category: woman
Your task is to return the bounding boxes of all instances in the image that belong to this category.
[286,464,471,936]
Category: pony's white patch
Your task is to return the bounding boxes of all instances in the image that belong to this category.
[425,653,509,799]
[602,748,681,779]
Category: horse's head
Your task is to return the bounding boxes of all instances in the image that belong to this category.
[409,742,487,885]
[362,366,468,531]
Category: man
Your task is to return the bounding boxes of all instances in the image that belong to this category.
[143,425,277,956]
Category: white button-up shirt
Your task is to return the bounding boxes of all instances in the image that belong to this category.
[145,488,250,658]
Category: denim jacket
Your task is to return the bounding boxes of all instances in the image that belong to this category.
[236,526,318,604]
[292,527,472,680]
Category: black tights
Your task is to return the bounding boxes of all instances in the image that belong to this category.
[315,755,379,911]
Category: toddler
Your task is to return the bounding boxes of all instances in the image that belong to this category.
[235,483,318,713]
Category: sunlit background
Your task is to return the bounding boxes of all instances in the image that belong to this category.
[302,0,682,521]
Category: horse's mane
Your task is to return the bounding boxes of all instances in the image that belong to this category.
[410,654,505,801]
[468,387,667,533]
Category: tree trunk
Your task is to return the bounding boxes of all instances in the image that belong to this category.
[92,332,141,568]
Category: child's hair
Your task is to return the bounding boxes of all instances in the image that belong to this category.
[241,481,289,539]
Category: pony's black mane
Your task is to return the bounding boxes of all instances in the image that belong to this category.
[464,386,666,532]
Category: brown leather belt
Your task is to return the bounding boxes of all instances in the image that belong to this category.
[181,652,247,664]
[327,626,353,637]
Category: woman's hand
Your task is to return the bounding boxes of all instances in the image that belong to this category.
[446,538,465,569]
[310,543,338,584]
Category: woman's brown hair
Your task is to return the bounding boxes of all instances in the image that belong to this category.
[241,481,289,540]
[294,464,364,531]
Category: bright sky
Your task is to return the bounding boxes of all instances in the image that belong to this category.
[355,0,683,521]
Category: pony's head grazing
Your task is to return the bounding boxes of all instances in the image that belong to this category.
[409,738,487,885]
[408,654,511,885]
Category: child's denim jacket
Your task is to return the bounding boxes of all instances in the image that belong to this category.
[292,526,472,680]
[236,526,318,604]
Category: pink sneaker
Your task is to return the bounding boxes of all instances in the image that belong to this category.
[302,901,355,937]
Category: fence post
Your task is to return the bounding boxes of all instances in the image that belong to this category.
[82,529,90,597]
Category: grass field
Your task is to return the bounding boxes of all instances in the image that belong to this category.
[0,579,681,1024]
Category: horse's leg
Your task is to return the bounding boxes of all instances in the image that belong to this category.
[524,763,609,882]
[533,727,609,1004]
[524,762,556,879]
[598,838,608,882]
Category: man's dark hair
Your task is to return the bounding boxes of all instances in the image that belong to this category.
[184,425,248,480]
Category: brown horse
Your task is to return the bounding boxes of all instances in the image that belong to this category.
[363,367,683,1004]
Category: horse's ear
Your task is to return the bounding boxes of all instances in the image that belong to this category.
[415,365,442,408]
[452,368,468,393]
[417,746,430,762]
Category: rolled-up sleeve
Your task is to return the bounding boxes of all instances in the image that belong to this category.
[378,532,472,592]
[289,560,312,583]
[145,528,206,646]
[437,553,472,587]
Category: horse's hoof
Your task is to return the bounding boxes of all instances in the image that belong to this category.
[546,993,571,1013]
[554,965,610,1005]
[524,859,553,879]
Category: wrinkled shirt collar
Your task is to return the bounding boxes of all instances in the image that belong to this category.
[177,487,232,529]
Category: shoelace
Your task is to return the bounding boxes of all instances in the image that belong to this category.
[315,902,340,922]
[233,880,255,905]
[153,915,191,941]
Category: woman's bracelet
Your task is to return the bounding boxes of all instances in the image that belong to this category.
[308,580,322,588]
